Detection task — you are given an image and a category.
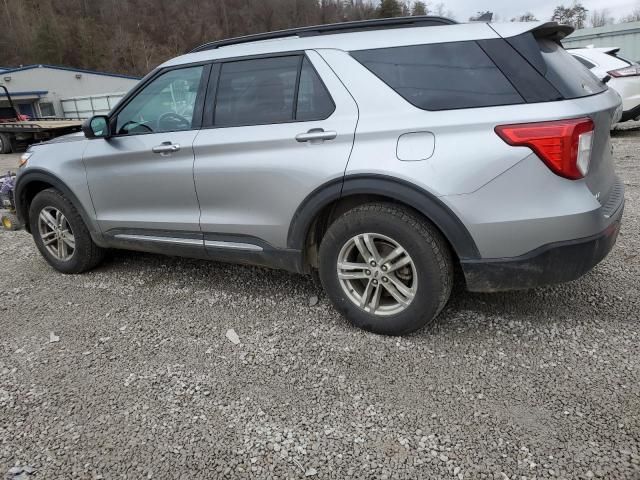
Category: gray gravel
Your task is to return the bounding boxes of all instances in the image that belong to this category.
[1,131,639,479]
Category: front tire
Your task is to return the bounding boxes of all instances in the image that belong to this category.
[318,203,453,335]
[29,188,104,273]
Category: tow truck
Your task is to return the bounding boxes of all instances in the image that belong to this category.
[0,85,83,154]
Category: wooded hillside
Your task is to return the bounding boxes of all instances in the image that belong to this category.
[0,0,423,76]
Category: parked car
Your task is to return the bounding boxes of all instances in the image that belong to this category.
[14,17,624,335]
[570,47,640,122]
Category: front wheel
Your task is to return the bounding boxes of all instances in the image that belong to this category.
[29,188,104,273]
[318,203,453,335]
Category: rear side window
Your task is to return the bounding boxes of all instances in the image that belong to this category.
[296,58,335,121]
[213,55,335,127]
[538,39,606,98]
[215,56,298,127]
[351,41,524,111]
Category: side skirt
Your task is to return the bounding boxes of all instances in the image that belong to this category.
[103,229,304,273]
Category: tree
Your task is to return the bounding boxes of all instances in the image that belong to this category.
[619,6,640,23]
[590,9,613,27]
[511,12,538,22]
[551,2,588,29]
[411,1,428,16]
[377,0,404,18]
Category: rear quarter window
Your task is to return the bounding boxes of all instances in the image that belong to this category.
[538,39,606,98]
[351,41,524,111]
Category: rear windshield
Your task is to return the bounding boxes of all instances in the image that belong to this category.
[351,41,524,111]
[536,39,607,98]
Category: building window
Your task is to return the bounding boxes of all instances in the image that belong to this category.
[39,102,56,117]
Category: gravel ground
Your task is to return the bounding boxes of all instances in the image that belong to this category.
[1,131,639,480]
[0,154,20,174]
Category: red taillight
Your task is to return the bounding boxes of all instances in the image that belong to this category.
[495,118,595,180]
[608,65,640,77]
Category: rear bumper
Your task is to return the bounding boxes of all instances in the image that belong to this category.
[461,200,624,292]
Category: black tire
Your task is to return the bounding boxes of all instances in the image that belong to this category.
[0,133,12,154]
[318,203,453,335]
[29,188,104,273]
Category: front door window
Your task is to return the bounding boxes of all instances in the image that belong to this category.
[116,65,204,135]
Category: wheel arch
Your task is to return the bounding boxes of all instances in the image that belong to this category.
[15,169,98,236]
[287,174,480,269]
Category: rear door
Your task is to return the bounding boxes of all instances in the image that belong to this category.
[193,50,358,251]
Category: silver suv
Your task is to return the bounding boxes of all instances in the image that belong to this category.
[15,17,625,335]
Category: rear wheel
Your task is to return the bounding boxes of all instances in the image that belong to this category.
[0,133,12,154]
[319,203,453,335]
[29,189,104,273]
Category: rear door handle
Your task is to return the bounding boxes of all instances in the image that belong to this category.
[152,142,180,154]
[295,129,337,143]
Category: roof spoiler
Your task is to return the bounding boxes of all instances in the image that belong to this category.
[490,21,574,41]
[532,22,574,41]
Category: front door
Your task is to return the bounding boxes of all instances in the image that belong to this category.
[84,65,207,246]
[193,51,358,251]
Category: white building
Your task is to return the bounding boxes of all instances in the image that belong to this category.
[563,21,640,62]
[0,64,140,118]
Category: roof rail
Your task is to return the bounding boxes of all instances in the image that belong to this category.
[189,16,457,53]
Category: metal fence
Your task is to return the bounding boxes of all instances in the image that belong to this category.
[61,92,126,119]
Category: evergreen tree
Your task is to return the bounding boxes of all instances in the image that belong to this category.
[378,0,404,18]
[412,1,428,16]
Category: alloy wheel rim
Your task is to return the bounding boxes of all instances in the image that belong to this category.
[37,206,75,261]
[337,232,417,316]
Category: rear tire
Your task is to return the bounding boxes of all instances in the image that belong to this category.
[29,188,104,273]
[0,133,12,154]
[319,203,453,335]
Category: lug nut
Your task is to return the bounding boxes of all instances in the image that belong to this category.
[372,279,378,285]
[365,270,371,276]
[382,277,388,283]
[370,261,376,267]
[381,265,388,272]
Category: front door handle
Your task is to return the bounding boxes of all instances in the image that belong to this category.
[295,128,337,143]
[152,142,180,154]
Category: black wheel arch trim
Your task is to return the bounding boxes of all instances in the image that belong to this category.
[287,174,480,260]
[15,169,100,238]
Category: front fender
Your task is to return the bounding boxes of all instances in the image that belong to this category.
[15,169,102,242]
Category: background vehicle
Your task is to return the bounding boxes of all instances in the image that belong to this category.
[0,86,83,154]
[570,47,640,122]
[14,17,624,335]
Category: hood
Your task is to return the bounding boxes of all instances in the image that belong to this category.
[32,131,86,147]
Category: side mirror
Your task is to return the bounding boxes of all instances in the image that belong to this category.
[82,115,110,139]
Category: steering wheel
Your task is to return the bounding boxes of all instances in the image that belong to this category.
[119,121,153,135]
[157,112,191,131]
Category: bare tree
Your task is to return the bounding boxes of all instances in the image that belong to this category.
[619,5,640,23]
[511,12,538,22]
[590,8,613,27]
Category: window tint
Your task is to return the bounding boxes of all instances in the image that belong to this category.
[537,39,606,99]
[116,65,203,135]
[571,54,596,69]
[351,42,523,111]
[296,58,335,121]
[215,56,298,127]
